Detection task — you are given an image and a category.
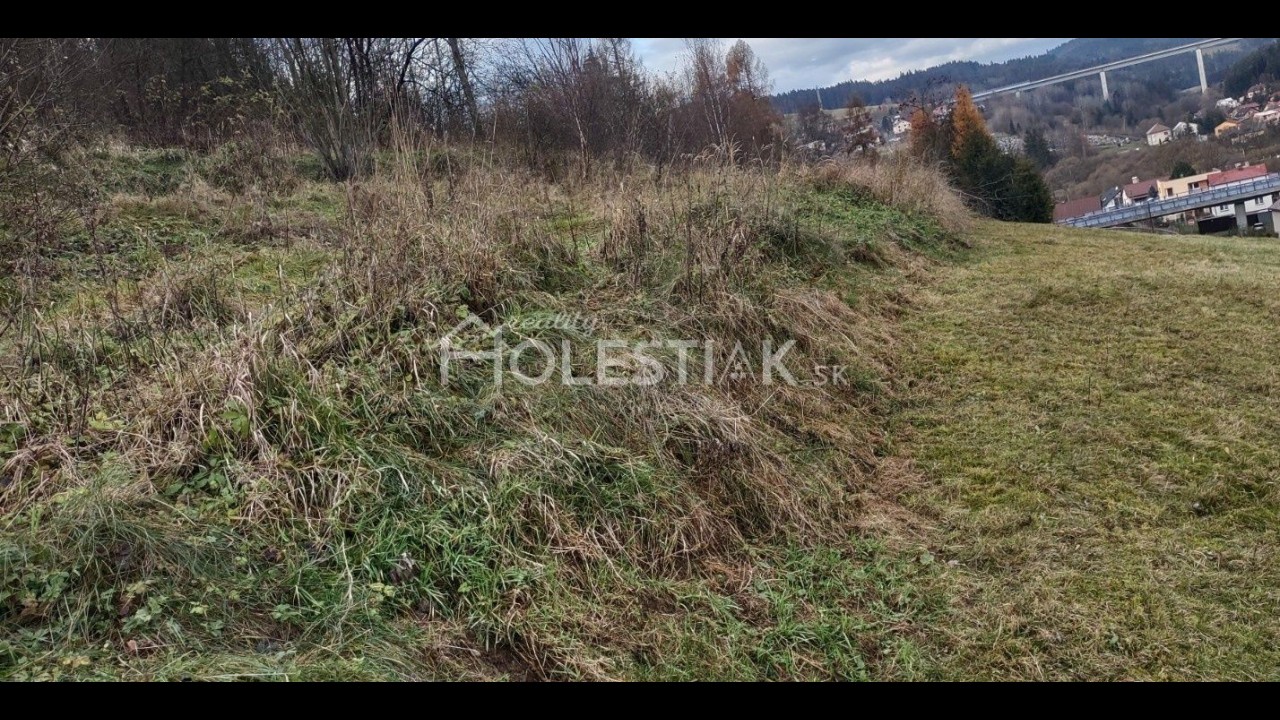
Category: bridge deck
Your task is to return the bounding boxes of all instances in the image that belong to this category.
[1059,174,1280,229]
[972,38,1242,101]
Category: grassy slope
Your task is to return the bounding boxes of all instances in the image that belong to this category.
[1,149,960,680]
[7,146,1280,681]
[899,221,1280,680]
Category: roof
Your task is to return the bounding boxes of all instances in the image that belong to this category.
[1146,123,1171,135]
[1101,186,1122,206]
[1272,198,1280,212]
[1123,177,1162,199]
[1207,164,1269,187]
[1053,195,1102,222]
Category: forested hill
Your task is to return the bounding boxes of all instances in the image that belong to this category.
[772,38,1267,113]
[1223,40,1280,96]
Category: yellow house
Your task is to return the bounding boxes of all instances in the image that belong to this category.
[1158,171,1215,199]
[1215,120,1240,138]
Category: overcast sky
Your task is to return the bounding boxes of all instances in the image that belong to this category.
[633,38,1073,93]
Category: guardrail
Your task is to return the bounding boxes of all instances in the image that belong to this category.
[1060,174,1280,229]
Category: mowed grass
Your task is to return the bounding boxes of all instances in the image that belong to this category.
[897,221,1280,679]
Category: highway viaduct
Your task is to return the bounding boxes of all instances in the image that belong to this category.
[972,38,1246,102]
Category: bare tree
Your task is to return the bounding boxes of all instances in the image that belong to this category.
[446,38,479,135]
[270,38,429,180]
[681,39,780,162]
[842,95,878,154]
[0,38,97,276]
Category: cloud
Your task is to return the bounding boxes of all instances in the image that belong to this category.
[633,38,1072,93]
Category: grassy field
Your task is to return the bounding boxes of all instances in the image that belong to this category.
[0,147,968,680]
[4,143,1279,680]
[898,222,1280,680]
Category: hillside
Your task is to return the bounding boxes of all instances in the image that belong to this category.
[1224,40,1280,96]
[774,38,1271,114]
[5,143,1280,680]
[0,146,968,680]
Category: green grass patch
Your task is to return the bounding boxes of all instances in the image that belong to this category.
[896,221,1280,680]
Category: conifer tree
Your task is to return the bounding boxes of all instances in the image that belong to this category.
[945,86,1053,223]
[949,86,985,157]
[1024,127,1053,169]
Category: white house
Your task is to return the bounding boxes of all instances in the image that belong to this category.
[1146,123,1172,146]
[1216,97,1241,111]
[1123,177,1161,205]
[1210,193,1280,221]
[1100,186,1123,210]
[1206,165,1275,219]
[892,117,911,135]
[1171,121,1199,138]
[1253,109,1280,127]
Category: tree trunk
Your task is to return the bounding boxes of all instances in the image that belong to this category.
[446,38,479,135]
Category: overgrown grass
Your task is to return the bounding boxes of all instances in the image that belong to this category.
[1,145,958,679]
[896,221,1280,680]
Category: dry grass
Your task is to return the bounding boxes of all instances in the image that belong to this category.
[804,156,973,236]
[0,140,963,680]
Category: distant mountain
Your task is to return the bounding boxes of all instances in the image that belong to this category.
[772,38,1272,114]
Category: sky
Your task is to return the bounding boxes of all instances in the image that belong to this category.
[633,38,1073,93]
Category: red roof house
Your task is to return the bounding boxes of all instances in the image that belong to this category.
[1053,195,1102,222]
[1123,177,1163,202]
[1207,164,1269,187]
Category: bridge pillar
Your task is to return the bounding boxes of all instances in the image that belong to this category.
[1196,48,1208,94]
[1235,201,1249,235]
[1100,71,1109,102]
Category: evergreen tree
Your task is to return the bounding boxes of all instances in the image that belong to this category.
[946,86,1053,224]
[1201,108,1226,136]
[1171,160,1196,179]
[1024,127,1054,169]
[1007,157,1054,223]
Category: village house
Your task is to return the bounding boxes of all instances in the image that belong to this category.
[1206,164,1275,220]
[1158,170,1217,221]
[1145,123,1172,146]
[1215,120,1241,138]
[1100,186,1123,211]
[1232,103,1260,121]
[1122,176,1162,205]
[1217,97,1241,111]
[892,117,911,135]
[1053,195,1102,223]
[1158,171,1215,199]
[1253,109,1280,127]
[1171,121,1199,139]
